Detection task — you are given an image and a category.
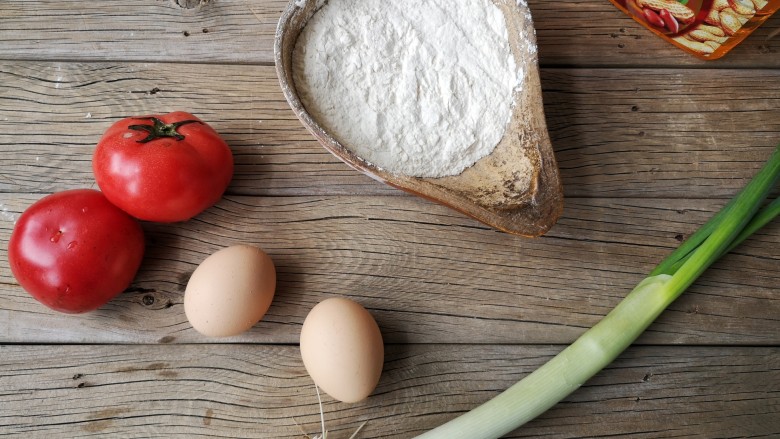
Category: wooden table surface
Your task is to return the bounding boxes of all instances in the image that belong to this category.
[1,1,779,438]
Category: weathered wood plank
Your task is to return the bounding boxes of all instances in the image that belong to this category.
[3,1,776,437]
[1,61,778,198]
[1,193,777,345]
[1,0,778,67]
[0,344,777,438]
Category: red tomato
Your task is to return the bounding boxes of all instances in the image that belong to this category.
[8,189,145,314]
[92,111,234,222]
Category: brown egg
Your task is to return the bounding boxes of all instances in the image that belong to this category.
[299,297,384,403]
[184,244,276,337]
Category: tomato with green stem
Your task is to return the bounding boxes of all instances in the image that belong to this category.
[93,111,234,223]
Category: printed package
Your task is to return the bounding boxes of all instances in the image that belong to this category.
[610,0,779,59]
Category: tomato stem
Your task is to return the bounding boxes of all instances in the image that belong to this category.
[128,117,202,143]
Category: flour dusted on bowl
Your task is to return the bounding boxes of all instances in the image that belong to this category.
[292,0,521,178]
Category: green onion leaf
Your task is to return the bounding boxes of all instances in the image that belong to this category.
[416,144,780,439]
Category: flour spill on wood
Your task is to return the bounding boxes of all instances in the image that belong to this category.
[293,0,523,178]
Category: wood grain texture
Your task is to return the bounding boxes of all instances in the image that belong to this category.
[1,0,778,67]
[1,193,777,345]
[2,1,778,436]
[1,61,778,198]
[0,344,777,438]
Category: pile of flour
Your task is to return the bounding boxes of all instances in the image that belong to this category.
[293,0,520,178]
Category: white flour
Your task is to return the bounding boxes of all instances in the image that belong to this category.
[293,0,520,178]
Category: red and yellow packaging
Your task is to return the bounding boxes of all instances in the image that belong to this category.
[610,0,779,59]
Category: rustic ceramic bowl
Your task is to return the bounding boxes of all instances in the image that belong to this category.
[274,0,563,237]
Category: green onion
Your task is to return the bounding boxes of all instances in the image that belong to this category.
[416,144,780,439]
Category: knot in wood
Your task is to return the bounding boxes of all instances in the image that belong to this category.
[172,0,211,9]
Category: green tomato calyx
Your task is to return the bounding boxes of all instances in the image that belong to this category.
[128,117,202,143]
